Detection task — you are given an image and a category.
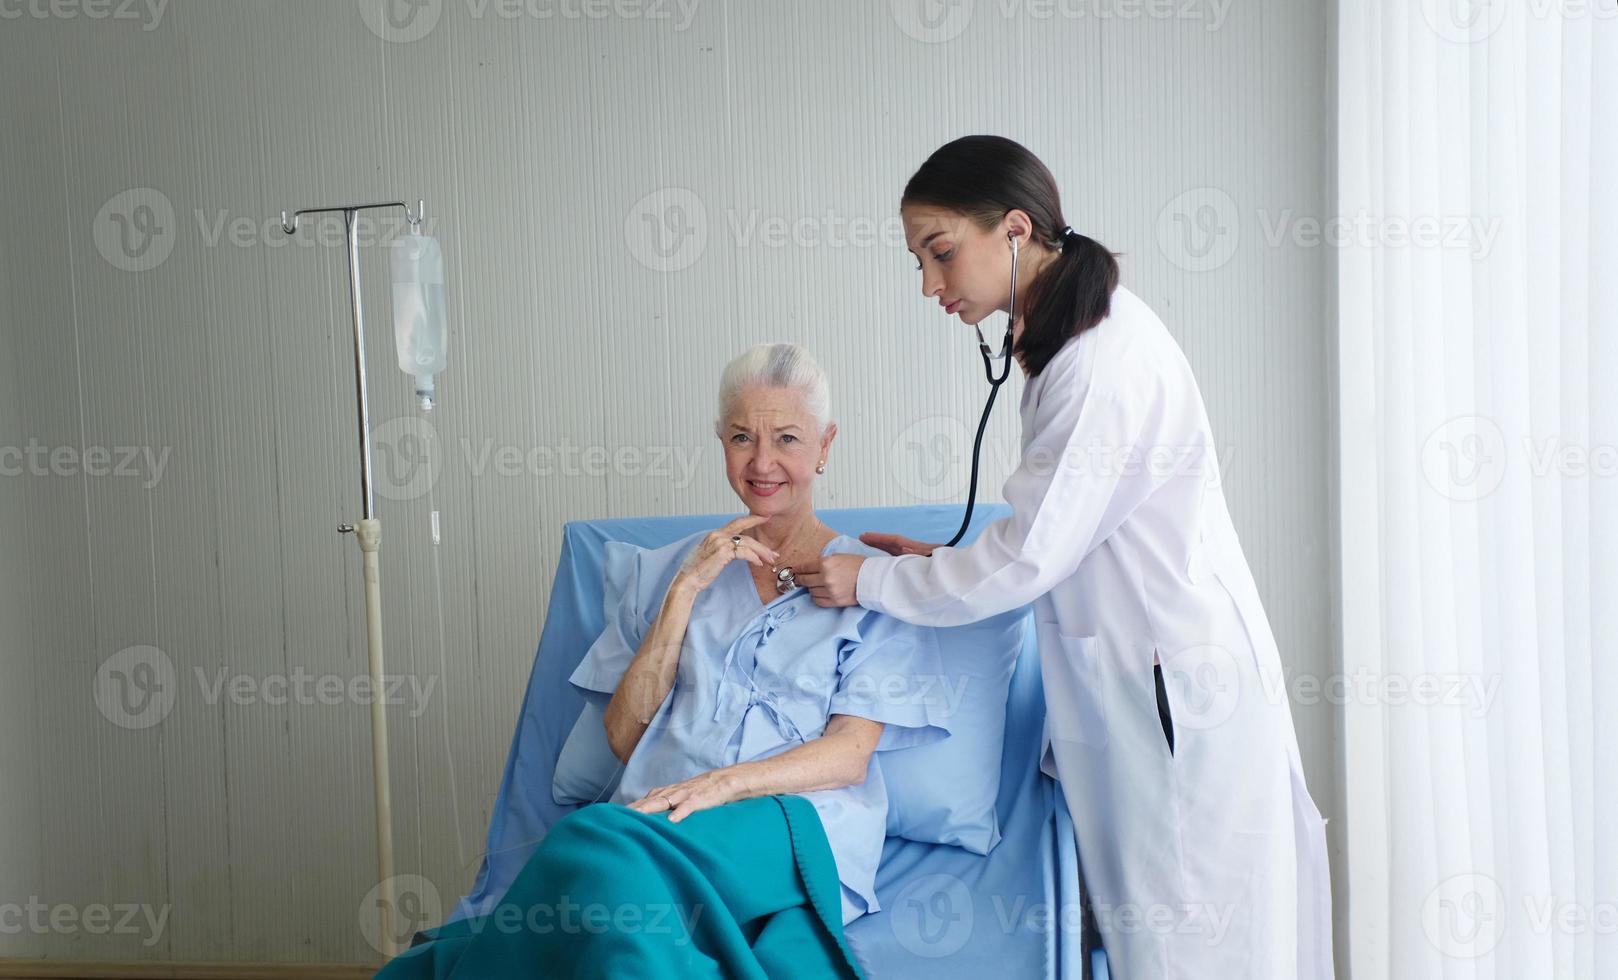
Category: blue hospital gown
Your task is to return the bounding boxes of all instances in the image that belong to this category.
[568,530,952,924]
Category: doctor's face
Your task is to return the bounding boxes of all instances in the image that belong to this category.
[903,204,1011,328]
[719,385,836,519]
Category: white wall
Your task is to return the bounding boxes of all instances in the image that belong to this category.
[0,0,1334,966]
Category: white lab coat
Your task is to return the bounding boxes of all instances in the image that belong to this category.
[858,286,1332,979]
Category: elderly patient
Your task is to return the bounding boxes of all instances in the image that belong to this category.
[377,344,949,980]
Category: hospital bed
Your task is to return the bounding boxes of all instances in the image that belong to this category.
[448,504,1111,979]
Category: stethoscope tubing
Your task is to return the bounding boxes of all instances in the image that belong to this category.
[944,234,1019,548]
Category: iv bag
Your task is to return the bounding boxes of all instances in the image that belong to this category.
[391,228,448,411]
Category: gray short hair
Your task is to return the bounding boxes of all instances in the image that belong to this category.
[714,343,831,435]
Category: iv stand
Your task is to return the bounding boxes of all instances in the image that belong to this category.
[279,199,423,959]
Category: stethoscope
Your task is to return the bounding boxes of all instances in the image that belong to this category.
[944,232,1019,548]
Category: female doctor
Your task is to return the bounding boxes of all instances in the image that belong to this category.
[795,136,1333,979]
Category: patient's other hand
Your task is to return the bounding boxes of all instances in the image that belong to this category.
[627,768,741,824]
[858,531,940,557]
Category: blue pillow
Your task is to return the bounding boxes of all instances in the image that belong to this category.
[551,700,623,805]
[550,541,640,806]
[878,609,1027,854]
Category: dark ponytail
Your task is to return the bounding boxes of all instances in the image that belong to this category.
[901,135,1121,378]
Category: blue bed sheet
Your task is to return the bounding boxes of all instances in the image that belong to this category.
[450,504,1107,979]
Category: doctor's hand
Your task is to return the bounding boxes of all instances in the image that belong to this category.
[858,531,941,557]
[794,553,865,608]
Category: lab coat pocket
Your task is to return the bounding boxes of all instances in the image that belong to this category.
[1042,628,1109,749]
[1038,720,1060,779]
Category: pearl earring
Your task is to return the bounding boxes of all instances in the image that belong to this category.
[815,460,825,474]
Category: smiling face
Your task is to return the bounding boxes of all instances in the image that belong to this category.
[720,384,837,519]
[902,203,1015,328]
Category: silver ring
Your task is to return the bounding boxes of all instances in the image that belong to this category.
[730,535,742,546]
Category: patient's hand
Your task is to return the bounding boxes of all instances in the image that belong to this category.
[627,769,740,824]
[628,716,883,823]
[673,514,780,594]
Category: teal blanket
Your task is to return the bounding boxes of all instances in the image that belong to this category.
[376,795,865,979]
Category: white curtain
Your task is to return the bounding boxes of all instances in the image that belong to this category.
[1337,2,1617,978]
